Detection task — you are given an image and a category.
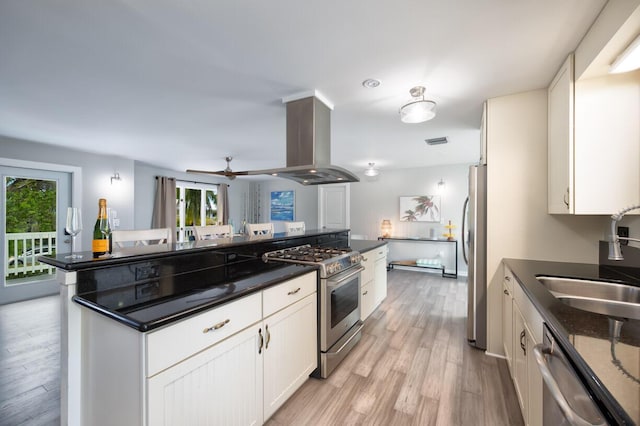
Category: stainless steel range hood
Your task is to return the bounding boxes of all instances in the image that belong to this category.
[249,96,359,185]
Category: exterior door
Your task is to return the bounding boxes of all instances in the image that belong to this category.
[318,183,349,230]
[1,166,71,304]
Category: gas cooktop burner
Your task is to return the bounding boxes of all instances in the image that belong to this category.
[262,244,361,278]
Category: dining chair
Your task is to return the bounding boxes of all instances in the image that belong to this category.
[193,224,232,240]
[284,221,305,233]
[111,228,171,248]
[246,222,274,236]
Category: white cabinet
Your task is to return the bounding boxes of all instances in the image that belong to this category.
[263,292,317,420]
[83,270,317,426]
[502,274,514,372]
[148,323,264,426]
[547,54,574,214]
[360,244,388,321]
[502,264,543,426]
[548,53,640,214]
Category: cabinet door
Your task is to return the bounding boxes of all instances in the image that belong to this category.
[360,282,374,321]
[263,293,317,421]
[512,304,528,422]
[548,54,574,214]
[502,281,514,374]
[373,256,387,306]
[526,323,543,426]
[147,323,264,426]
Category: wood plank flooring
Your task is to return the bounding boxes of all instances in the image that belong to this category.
[266,270,524,426]
[0,295,60,426]
[0,270,523,426]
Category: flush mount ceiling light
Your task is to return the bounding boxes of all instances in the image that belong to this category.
[610,33,640,74]
[400,86,436,124]
[364,162,380,177]
[362,78,381,88]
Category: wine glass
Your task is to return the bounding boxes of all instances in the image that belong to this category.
[65,207,83,259]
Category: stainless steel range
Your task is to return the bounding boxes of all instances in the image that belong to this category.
[263,244,364,378]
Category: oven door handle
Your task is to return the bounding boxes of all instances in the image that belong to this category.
[533,343,606,426]
[327,266,364,291]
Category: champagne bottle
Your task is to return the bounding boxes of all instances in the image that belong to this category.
[92,198,110,258]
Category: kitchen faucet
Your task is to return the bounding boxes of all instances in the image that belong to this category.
[608,204,640,260]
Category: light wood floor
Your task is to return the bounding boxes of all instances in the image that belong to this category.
[0,294,60,426]
[0,270,522,426]
[267,270,524,426]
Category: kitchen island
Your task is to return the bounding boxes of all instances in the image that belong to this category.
[39,228,370,426]
[503,257,640,425]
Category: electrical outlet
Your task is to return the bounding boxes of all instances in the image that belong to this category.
[618,226,629,246]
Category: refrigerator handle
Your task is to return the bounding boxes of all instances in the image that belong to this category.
[462,196,469,265]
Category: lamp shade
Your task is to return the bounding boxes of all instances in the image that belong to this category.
[400,86,436,123]
[381,219,392,238]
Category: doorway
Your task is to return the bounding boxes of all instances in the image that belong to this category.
[0,166,72,305]
[318,183,350,230]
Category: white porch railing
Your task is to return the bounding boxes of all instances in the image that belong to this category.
[5,231,57,279]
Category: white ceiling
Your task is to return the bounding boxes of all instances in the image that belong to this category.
[0,0,607,176]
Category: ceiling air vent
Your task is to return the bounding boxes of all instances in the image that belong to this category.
[425,137,448,145]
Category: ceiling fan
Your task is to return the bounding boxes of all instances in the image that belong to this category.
[186,156,249,181]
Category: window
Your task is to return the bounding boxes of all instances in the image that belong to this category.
[175,181,219,242]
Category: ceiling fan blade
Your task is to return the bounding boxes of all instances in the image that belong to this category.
[186,169,250,176]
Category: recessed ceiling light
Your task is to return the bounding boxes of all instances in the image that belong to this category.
[362,79,381,88]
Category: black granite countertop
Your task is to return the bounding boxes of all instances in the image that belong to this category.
[73,261,317,332]
[503,258,640,425]
[349,239,387,253]
[38,228,349,271]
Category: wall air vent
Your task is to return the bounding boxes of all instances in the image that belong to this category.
[425,137,448,145]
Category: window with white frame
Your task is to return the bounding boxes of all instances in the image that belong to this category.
[175,181,219,242]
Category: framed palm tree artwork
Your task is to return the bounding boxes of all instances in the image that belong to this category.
[399,195,441,222]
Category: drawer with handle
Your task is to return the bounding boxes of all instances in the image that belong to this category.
[146,292,262,377]
[263,271,317,317]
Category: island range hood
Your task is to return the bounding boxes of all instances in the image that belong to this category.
[249,96,359,185]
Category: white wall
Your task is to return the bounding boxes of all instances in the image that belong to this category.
[0,135,136,251]
[350,164,471,275]
[255,179,319,232]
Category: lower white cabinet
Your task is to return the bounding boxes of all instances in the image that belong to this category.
[263,292,317,420]
[148,323,264,426]
[360,245,388,321]
[83,271,317,426]
[502,264,543,426]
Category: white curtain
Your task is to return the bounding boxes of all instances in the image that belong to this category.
[151,176,176,243]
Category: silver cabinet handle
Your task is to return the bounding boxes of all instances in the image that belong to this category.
[362,257,368,262]
[258,328,263,354]
[265,324,271,349]
[505,276,511,281]
[203,319,230,333]
[533,344,606,426]
[520,330,526,355]
[503,289,510,295]
[362,290,368,296]
[563,187,570,208]
[287,287,301,295]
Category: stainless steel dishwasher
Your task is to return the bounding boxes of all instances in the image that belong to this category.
[533,325,607,425]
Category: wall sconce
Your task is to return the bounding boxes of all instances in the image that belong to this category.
[437,178,446,193]
[110,172,122,185]
[381,219,392,238]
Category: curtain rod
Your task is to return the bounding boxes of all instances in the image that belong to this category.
[155,176,230,187]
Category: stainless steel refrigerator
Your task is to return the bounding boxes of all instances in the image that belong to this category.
[462,164,487,349]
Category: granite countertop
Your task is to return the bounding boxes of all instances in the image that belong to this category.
[38,228,349,271]
[73,262,317,332]
[504,258,640,425]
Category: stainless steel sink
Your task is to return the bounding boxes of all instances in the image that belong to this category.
[536,276,640,320]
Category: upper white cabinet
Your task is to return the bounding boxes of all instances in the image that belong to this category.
[548,55,575,214]
[548,3,640,215]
